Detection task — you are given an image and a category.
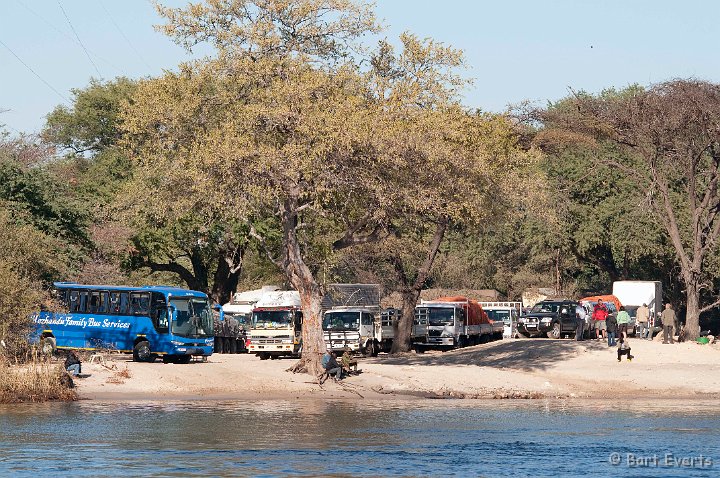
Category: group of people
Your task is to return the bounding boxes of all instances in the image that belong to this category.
[581,299,680,362]
[320,349,359,382]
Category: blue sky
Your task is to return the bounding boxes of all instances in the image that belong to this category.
[1,0,718,134]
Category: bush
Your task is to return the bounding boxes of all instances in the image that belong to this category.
[0,355,77,403]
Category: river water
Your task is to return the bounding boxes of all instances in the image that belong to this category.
[0,399,717,477]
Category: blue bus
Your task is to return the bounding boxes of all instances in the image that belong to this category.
[32,282,214,363]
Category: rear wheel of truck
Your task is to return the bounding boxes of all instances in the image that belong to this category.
[364,341,377,357]
[547,322,561,339]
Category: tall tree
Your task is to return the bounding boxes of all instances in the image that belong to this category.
[540,80,720,339]
[124,0,381,375]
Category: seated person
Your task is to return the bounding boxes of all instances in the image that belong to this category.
[341,348,358,374]
[617,336,634,362]
[65,350,82,376]
[321,351,343,381]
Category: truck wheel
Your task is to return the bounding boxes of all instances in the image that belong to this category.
[40,337,56,356]
[547,322,561,339]
[133,341,153,362]
[365,341,377,357]
[259,353,270,360]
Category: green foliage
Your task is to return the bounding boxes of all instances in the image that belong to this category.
[44,77,138,156]
[0,141,89,249]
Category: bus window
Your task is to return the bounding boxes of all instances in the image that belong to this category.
[98,291,109,314]
[109,292,121,313]
[119,292,129,314]
[89,292,100,313]
[69,290,81,312]
[130,292,150,316]
[78,291,89,313]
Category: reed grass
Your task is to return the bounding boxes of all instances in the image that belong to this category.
[0,355,77,403]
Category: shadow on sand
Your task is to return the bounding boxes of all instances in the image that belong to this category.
[370,338,610,372]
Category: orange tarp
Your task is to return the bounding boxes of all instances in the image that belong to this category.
[579,294,622,310]
[430,296,492,325]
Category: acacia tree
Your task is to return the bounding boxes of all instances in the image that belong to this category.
[363,37,537,352]
[123,0,383,375]
[541,80,720,339]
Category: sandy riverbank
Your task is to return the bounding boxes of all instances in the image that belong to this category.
[74,337,720,401]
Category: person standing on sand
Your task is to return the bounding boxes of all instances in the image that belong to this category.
[616,306,631,339]
[593,299,609,340]
[606,310,618,346]
[636,303,650,339]
[661,303,676,344]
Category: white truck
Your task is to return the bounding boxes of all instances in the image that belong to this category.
[413,297,501,349]
[248,290,303,359]
[222,286,281,351]
[480,301,522,338]
[321,283,396,355]
[323,307,397,356]
[612,280,663,330]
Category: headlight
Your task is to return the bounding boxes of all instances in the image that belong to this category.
[441,331,452,337]
[281,339,292,344]
[170,340,183,345]
[541,318,552,323]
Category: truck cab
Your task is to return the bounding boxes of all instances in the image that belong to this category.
[322,307,397,356]
[248,291,303,359]
[481,302,522,338]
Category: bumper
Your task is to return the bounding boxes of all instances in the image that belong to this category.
[426,337,455,346]
[171,345,213,356]
[517,322,552,335]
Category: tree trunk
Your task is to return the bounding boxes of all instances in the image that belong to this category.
[279,195,325,376]
[210,245,245,304]
[684,280,701,340]
[390,216,448,354]
[392,289,421,353]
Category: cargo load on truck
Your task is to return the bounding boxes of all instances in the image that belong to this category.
[413,296,501,349]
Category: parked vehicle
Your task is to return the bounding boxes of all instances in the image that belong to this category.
[517,299,582,339]
[323,307,398,356]
[413,296,500,349]
[480,302,522,338]
[612,281,662,331]
[32,282,214,363]
[248,290,302,359]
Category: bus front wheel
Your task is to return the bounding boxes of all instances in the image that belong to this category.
[133,341,153,362]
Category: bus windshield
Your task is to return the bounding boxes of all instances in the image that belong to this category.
[426,308,455,326]
[170,298,213,338]
[253,310,292,328]
[323,312,360,330]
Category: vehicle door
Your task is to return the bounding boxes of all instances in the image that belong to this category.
[360,311,373,344]
[559,303,575,332]
[413,308,428,339]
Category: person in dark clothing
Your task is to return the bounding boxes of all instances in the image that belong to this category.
[64,351,81,376]
[617,336,633,362]
[321,351,343,381]
[606,312,618,347]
